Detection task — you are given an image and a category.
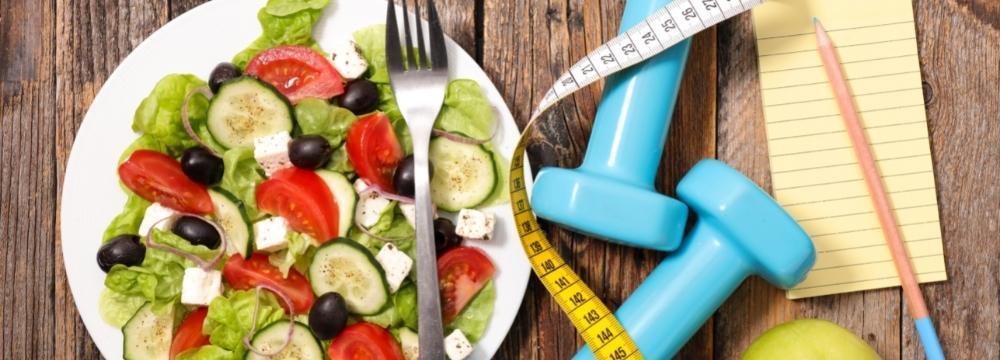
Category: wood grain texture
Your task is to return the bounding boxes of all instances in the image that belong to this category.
[904,1,1000,358]
[52,1,171,359]
[0,0,989,358]
[1,0,57,358]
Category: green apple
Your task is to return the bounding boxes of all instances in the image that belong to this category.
[742,319,880,359]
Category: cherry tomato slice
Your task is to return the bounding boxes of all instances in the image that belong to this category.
[327,322,404,360]
[169,308,210,360]
[245,45,345,104]
[256,167,339,242]
[118,150,213,214]
[438,246,496,324]
[346,112,404,191]
[222,254,315,313]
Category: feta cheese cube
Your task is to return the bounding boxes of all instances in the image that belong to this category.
[354,179,393,228]
[444,329,473,360]
[398,203,417,228]
[454,209,496,240]
[375,243,413,293]
[254,217,289,253]
[253,132,292,177]
[139,203,176,235]
[330,40,368,80]
[181,267,223,306]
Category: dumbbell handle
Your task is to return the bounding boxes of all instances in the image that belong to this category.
[577,1,691,189]
[573,222,752,360]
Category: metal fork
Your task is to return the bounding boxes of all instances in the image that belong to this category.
[385,0,449,358]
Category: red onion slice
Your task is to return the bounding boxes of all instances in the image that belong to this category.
[181,86,219,156]
[143,213,228,271]
[242,284,297,356]
[358,185,414,204]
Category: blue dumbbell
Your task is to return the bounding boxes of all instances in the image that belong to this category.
[574,160,817,359]
[530,0,692,252]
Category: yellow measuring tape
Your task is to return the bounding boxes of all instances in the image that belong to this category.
[504,1,764,358]
[508,122,643,360]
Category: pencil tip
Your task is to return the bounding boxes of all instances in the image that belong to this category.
[812,16,819,25]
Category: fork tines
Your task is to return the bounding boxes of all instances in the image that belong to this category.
[385,0,447,72]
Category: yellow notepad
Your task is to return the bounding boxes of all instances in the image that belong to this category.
[751,0,947,299]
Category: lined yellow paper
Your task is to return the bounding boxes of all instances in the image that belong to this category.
[751,0,947,299]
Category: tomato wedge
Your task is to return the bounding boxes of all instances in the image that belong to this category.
[245,45,345,104]
[169,308,210,360]
[327,322,404,360]
[256,167,339,242]
[118,150,213,214]
[222,254,315,313]
[439,246,496,324]
[346,112,404,191]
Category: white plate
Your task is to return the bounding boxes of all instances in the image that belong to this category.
[60,0,530,358]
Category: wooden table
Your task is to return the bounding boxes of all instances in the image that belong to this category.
[1,0,996,358]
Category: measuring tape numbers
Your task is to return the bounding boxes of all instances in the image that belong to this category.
[507,1,764,359]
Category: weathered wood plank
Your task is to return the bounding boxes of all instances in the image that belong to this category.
[904,0,1000,358]
[53,0,173,359]
[0,0,57,358]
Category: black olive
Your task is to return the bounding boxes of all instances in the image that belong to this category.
[309,292,349,340]
[434,218,462,254]
[97,235,146,272]
[171,216,221,249]
[181,147,224,185]
[289,135,333,169]
[394,155,416,197]
[209,62,241,93]
[338,79,378,114]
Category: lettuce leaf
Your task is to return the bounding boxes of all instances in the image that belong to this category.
[132,74,213,156]
[232,0,330,69]
[267,231,314,278]
[103,230,217,310]
[263,0,328,16]
[435,80,495,140]
[448,280,495,342]
[204,290,286,356]
[176,345,235,360]
[395,282,418,330]
[102,192,151,242]
[294,99,357,147]
[98,288,148,328]
[362,279,418,329]
[324,145,355,174]
[220,147,265,220]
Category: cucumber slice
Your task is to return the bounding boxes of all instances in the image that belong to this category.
[207,77,294,149]
[244,320,324,360]
[209,188,253,258]
[122,303,173,360]
[316,170,356,238]
[309,239,389,315]
[398,327,419,360]
[429,137,497,212]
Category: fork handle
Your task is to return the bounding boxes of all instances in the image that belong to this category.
[411,136,446,359]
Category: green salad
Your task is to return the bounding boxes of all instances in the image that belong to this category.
[96,1,507,359]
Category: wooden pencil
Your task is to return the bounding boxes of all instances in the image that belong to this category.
[813,17,945,360]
